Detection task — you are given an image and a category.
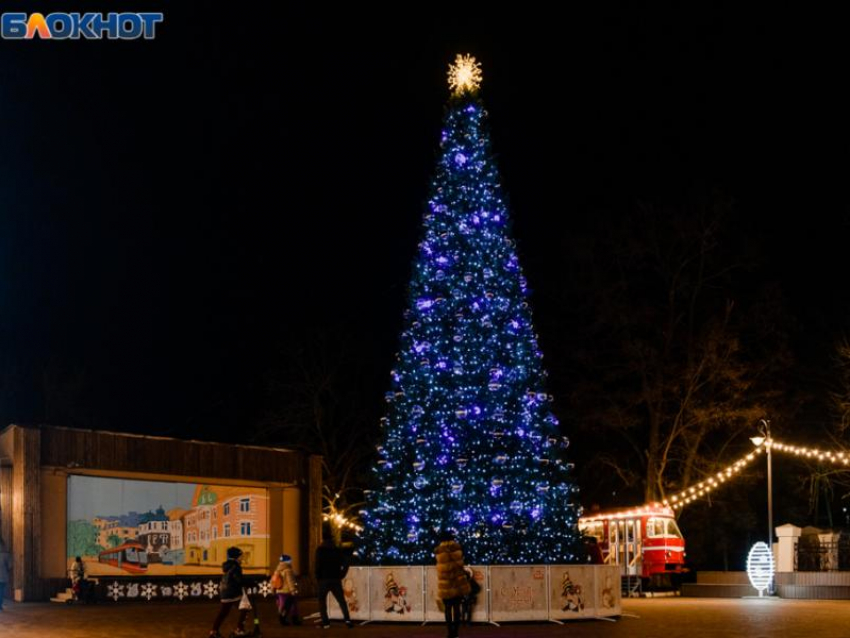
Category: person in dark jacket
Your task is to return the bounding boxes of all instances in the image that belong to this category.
[210,547,249,638]
[315,532,353,629]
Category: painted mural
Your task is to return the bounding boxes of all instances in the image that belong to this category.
[67,475,269,577]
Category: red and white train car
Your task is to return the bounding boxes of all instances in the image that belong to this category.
[578,504,686,587]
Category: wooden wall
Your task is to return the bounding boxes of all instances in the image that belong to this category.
[13,426,40,601]
[0,424,324,601]
[40,426,308,484]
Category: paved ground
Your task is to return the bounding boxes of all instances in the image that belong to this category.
[1,596,849,638]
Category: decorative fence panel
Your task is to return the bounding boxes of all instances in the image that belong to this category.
[328,565,620,623]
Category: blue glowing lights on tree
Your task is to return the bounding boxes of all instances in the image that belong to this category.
[361,55,580,565]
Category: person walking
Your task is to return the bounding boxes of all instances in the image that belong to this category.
[315,531,353,629]
[272,554,301,625]
[435,530,470,638]
[209,547,249,638]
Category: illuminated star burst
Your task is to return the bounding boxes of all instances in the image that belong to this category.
[448,54,482,95]
[258,580,273,597]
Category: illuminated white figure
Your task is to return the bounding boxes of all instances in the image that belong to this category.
[746,541,774,597]
[448,54,482,95]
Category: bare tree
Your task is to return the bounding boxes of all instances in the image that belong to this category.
[550,196,797,504]
[252,329,379,528]
[832,336,850,434]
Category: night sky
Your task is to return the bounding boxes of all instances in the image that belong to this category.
[0,6,846,454]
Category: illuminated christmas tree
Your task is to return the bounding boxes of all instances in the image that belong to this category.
[361,55,580,565]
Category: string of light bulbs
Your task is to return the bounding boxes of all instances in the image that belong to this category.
[665,438,850,511]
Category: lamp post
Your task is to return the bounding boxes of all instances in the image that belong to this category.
[750,418,773,594]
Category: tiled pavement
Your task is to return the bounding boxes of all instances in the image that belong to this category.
[1,595,849,638]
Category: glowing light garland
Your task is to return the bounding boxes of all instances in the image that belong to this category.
[323,511,363,534]
[580,503,674,523]
[666,447,765,510]
[666,438,850,511]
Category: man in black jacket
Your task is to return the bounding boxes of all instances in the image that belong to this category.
[315,532,353,629]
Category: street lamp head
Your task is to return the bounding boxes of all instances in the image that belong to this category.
[750,435,766,447]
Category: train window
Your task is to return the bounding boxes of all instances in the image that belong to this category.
[582,521,604,540]
[666,518,683,538]
[646,518,665,537]
[647,517,682,537]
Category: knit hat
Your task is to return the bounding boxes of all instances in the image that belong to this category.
[438,529,455,542]
[227,547,243,560]
[279,554,292,563]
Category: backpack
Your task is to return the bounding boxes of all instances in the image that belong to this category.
[270,570,283,590]
[222,565,237,591]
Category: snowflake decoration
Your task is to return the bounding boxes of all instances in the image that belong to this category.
[203,580,219,599]
[174,582,189,601]
[258,580,273,597]
[107,581,124,602]
[448,54,482,96]
[140,583,157,601]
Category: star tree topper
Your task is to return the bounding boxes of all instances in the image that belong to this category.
[448,54,482,96]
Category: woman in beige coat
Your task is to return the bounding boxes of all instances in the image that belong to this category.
[435,530,470,638]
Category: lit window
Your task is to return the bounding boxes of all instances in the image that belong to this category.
[666,519,683,539]
[581,521,604,540]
